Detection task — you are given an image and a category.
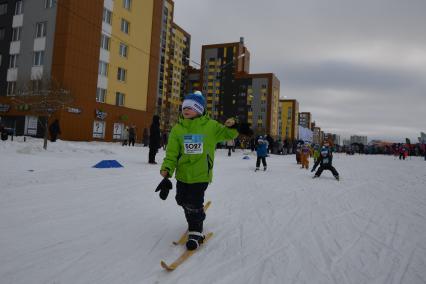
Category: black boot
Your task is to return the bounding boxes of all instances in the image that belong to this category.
[186,231,205,250]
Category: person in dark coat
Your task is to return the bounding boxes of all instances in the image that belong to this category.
[128,125,136,146]
[142,128,149,147]
[250,137,256,152]
[265,134,274,154]
[162,131,168,150]
[49,119,61,142]
[312,146,340,180]
[149,115,161,164]
[0,123,8,141]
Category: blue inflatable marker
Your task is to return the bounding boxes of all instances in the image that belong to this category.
[93,160,123,168]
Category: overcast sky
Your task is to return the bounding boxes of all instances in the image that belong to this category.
[174,0,426,142]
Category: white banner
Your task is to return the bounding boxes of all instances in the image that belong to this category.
[113,123,123,140]
[298,126,313,143]
[93,121,105,139]
[25,116,38,136]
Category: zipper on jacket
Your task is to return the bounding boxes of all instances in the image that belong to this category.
[207,154,213,175]
[175,153,182,175]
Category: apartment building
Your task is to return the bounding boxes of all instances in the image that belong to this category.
[350,135,368,145]
[0,0,162,141]
[298,112,311,129]
[279,99,299,141]
[186,65,200,94]
[235,73,280,136]
[200,38,250,121]
[156,0,190,131]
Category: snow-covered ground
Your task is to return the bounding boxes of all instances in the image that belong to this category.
[1,138,425,284]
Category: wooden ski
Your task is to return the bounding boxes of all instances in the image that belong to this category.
[161,232,213,271]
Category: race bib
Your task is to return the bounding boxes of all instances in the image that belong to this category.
[323,158,329,164]
[183,134,204,154]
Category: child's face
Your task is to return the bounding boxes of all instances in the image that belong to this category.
[182,107,199,119]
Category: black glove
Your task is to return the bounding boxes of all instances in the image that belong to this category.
[155,178,173,200]
[236,123,253,136]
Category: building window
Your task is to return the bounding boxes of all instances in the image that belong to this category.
[33,51,44,66]
[0,27,5,40]
[115,92,125,106]
[103,8,112,25]
[9,54,18,68]
[123,0,132,10]
[96,88,107,103]
[0,3,7,15]
[35,22,47,38]
[98,61,108,76]
[15,1,23,15]
[12,27,21,41]
[119,43,128,57]
[45,0,55,9]
[120,19,130,34]
[100,34,110,50]
[7,81,16,96]
[117,67,126,81]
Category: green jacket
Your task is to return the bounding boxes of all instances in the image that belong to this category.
[313,150,320,160]
[161,114,238,183]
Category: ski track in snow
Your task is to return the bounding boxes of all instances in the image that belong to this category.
[1,139,426,284]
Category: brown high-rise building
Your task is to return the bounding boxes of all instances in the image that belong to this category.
[298,112,312,129]
[199,38,280,136]
[186,66,201,94]
[200,38,250,120]
[0,0,162,141]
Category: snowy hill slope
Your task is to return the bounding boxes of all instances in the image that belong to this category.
[1,138,425,284]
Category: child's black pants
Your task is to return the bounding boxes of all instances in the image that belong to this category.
[315,165,339,177]
[176,181,208,232]
[256,157,267,168]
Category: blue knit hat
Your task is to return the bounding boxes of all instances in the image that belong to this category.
[182,91,206,115]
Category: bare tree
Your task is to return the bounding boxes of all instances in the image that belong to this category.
[10,78,73,150]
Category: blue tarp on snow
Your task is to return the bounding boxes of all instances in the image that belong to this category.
[93,160,123,168]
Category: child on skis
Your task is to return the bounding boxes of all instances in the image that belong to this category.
[155,91,249,250]
[313,144,320,163]
[255,136,268,171]
[295,144,302,164]
[311,146,340,180]
[300,143,312,170]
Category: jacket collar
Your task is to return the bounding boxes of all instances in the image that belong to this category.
[178,113,210,128]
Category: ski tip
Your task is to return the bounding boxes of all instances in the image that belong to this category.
[160,260,175,271]
[205,232,214,240]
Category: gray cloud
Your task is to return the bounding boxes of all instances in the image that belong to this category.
[275,61,426,91]
[174,0,426,141]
